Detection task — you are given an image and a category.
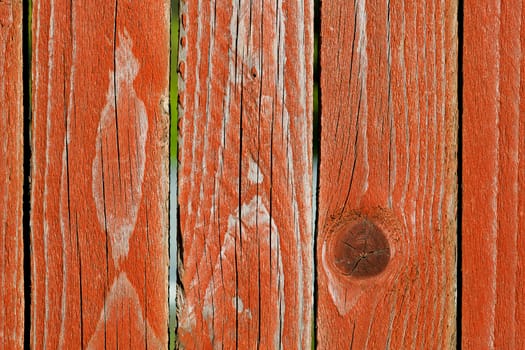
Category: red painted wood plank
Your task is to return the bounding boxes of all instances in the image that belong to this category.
[176,0,313,348]
[30,1,170,348]
[317,0,458,348]
[463,0,525,348]
[0,1,24,348]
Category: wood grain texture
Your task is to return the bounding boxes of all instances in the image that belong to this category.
[463,0,525,348]
[0,0,24,348]
[317,0,458,348]
[176,0,313,348]
[30,1,170,348]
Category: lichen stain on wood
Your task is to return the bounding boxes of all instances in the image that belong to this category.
[31,1,170,348]
[177,0,313,348]
[317,0,458,348]
[0,0,24,347]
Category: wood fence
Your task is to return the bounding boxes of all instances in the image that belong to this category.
[0,0,523,349]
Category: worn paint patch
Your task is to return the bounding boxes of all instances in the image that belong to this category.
[195,196,284,347]
[247,157,263,184]
[92,29,148,266]
[86,273,162,349]
[232,296,244,313]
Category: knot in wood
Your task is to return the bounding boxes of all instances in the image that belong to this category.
[332,219,390,278]
[250,66,258,78]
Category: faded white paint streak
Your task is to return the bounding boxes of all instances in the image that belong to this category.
[57,3,77,347]
[92,29,147,265]
[386,0,396,209]
[43,0,56,345]
[187,0,203,221]
[399,1,410,209]
[281,105,305,343]
[58,142,69,349]
[357,0,369,196]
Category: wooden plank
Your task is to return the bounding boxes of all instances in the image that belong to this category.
[30,1,170,348]
[0,1,24,347]
[176,0,313,348]
[317,0,458,348]
[462,0,525,348]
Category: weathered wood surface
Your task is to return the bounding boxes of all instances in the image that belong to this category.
[177,0,313,348]
[463,0,525,348]
[0,1,24,347]
[30,1,170,348]
[317,0,458,348]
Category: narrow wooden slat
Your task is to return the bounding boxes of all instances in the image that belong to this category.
[0,1,24,347]
[30,1,170,348]
[463,0,525,347]
[317,0,457,348]
[177,0,313,348]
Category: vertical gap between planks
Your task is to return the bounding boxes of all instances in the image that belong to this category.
[169,0,180,349]
[22,0,32,349]
[457,0,464,347]
[312,0,321,348]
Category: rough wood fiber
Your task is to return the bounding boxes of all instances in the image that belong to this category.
[177,0,313,348]
[463,1,525,348]
[317,0,458,348]
[0,1,24,348]
[31,1,170,348]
